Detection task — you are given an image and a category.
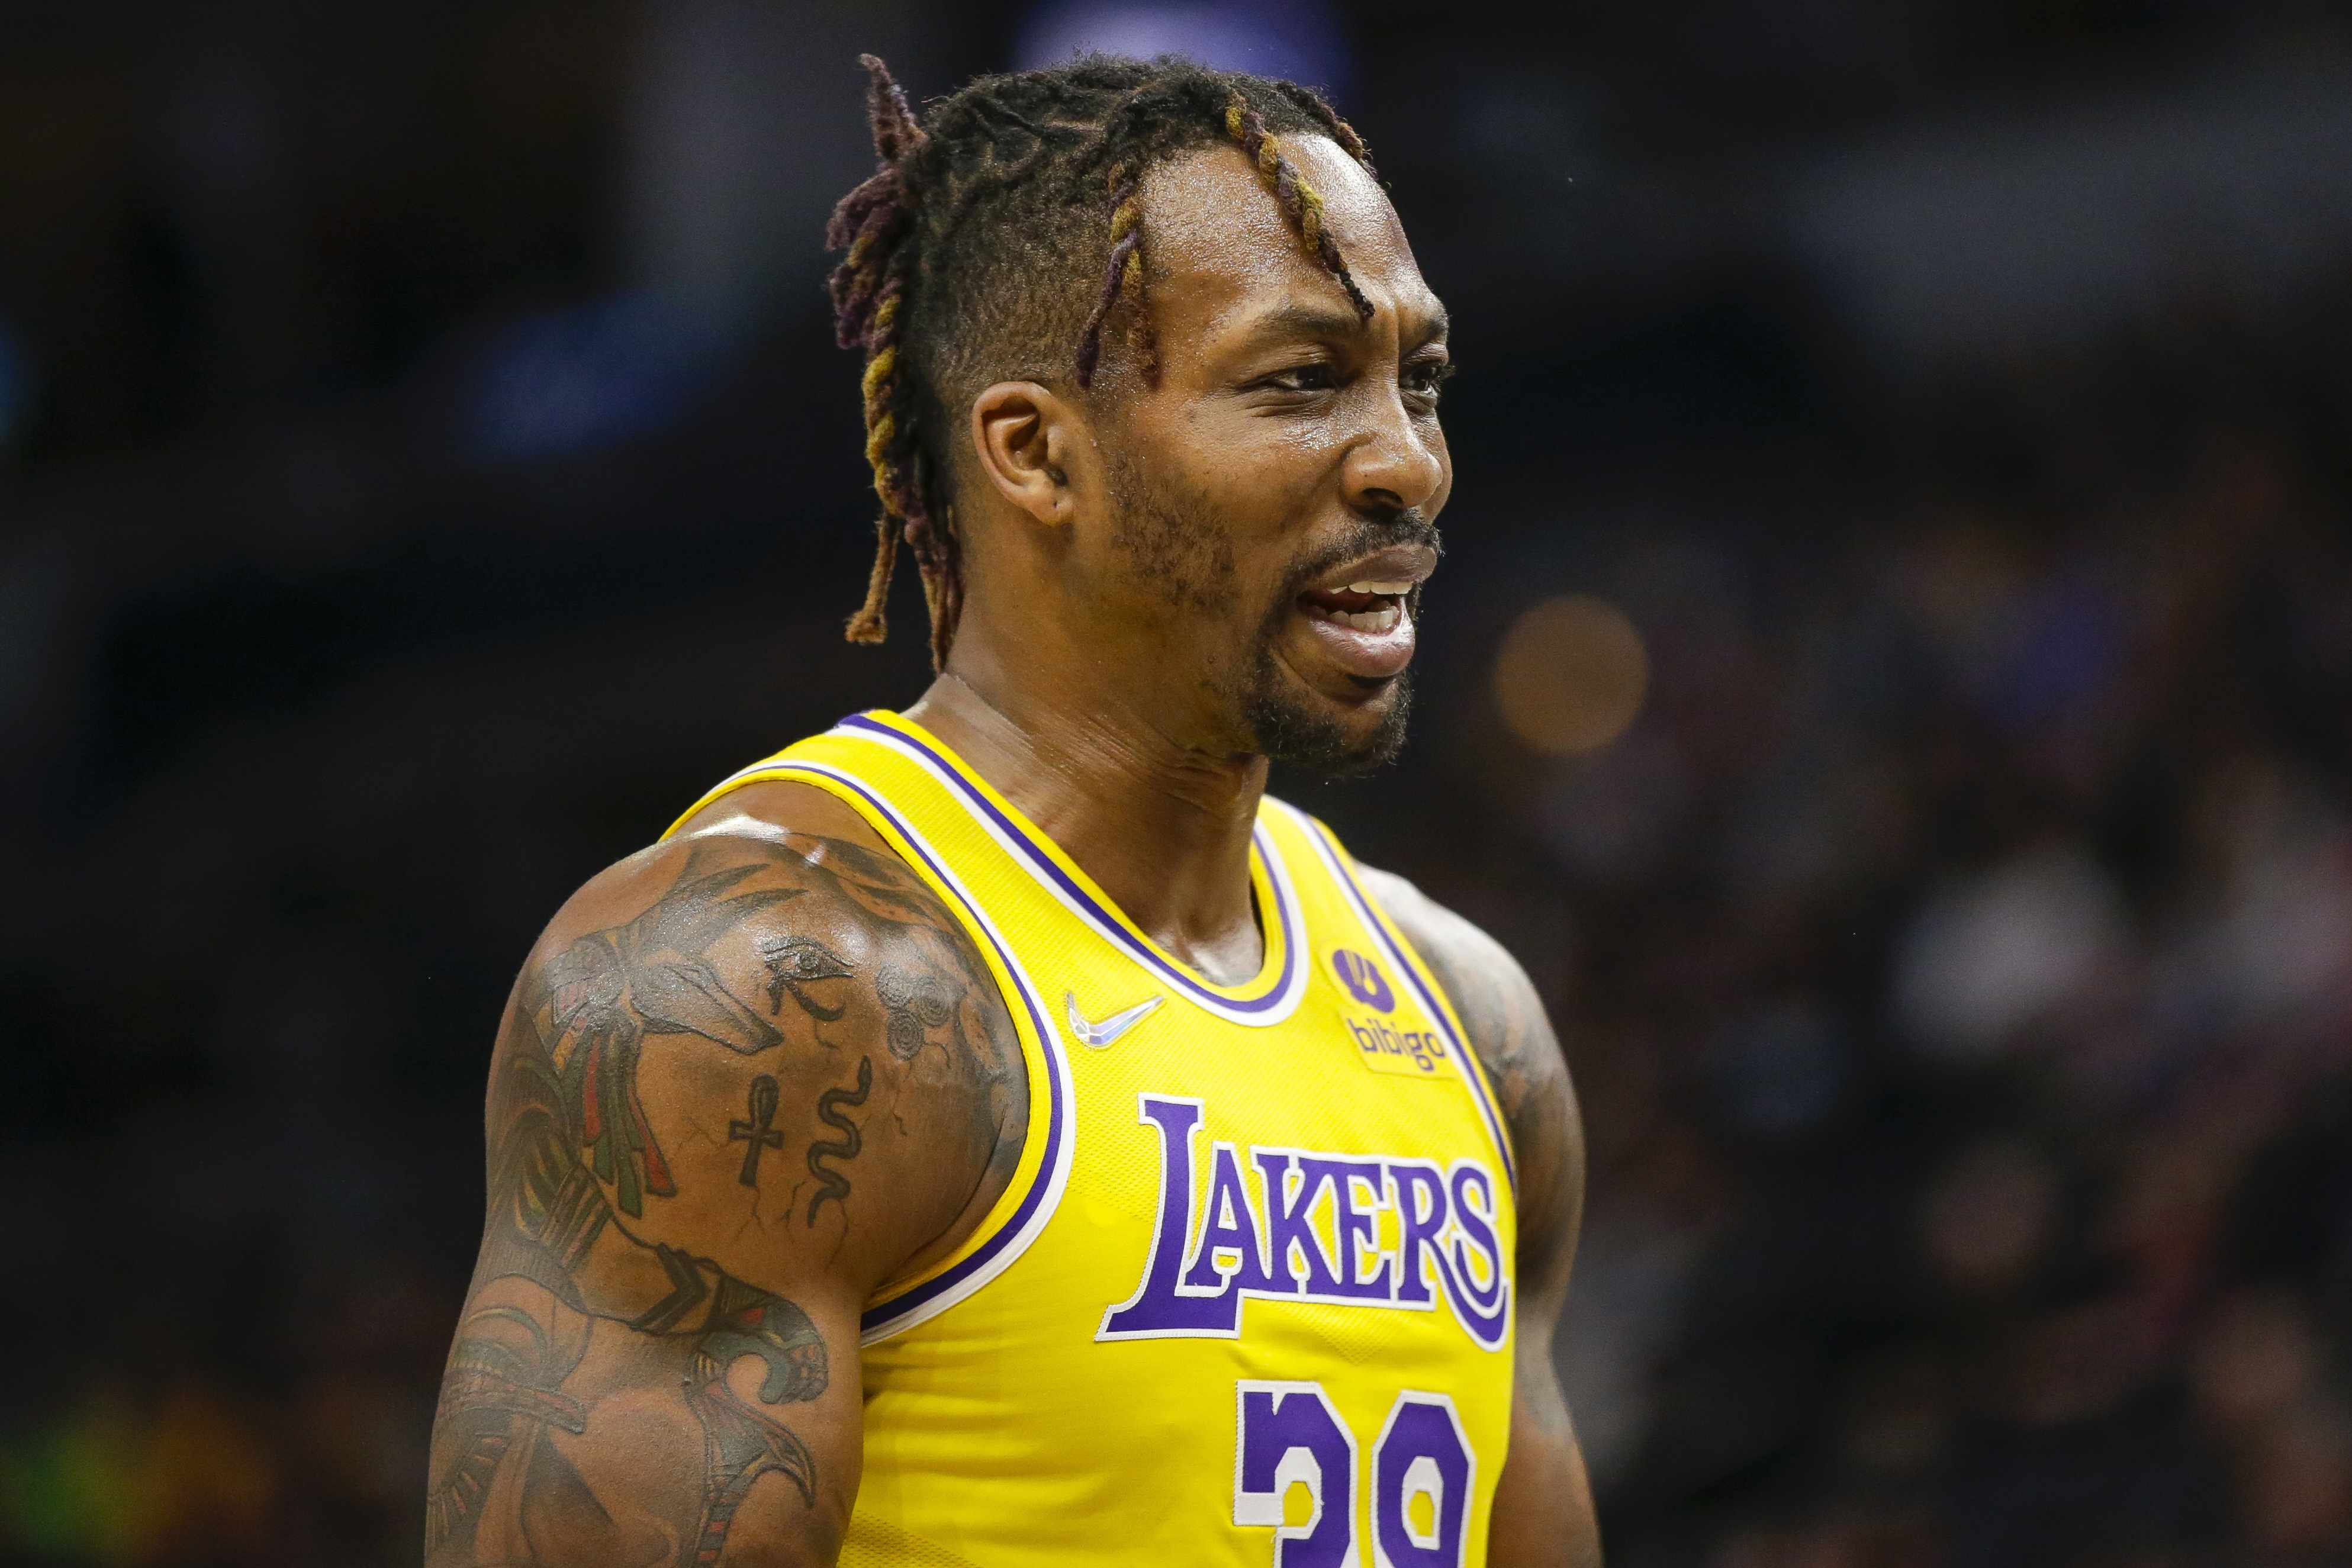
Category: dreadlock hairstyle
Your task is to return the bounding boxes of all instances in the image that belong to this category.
[825,52,1376,671]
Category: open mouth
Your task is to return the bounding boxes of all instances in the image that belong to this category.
[1292,565,1426,684]
[1298,577,1415,635]
[1286,539,1437,684]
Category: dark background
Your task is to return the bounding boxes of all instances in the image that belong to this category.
[7,2,2352,1564]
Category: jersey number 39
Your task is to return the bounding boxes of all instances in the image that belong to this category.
[1234,1382,1477,1568]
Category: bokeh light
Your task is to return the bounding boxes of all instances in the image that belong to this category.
[1492,594,1650,756]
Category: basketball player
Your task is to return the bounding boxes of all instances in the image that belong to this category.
[426,54,1600,1567]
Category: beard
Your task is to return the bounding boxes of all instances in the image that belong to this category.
[1242,653,1414,778]
[1105,449,1433,780]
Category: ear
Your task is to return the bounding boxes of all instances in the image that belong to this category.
[970,381,1085,529]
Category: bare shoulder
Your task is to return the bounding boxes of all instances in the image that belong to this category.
[1354,867,1563,1125]
[510,779,1029,1296]
[1357,865,1584,1253]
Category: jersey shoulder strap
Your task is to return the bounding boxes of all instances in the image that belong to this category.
[661,713,1074,1343]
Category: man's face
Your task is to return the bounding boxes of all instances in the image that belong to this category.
[1080,133,1451,775]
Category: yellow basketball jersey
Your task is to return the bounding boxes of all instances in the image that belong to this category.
[666,711,1518,1567]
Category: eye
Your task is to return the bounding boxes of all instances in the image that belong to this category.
[1259,362,1337,395]
[1402,357,1455,405]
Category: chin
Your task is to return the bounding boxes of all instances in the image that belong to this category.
[1244,670,1413,779]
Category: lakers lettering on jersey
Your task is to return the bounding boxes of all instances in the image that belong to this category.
[665,711,1518,1567]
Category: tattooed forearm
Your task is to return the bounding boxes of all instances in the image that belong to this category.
[426,828,1025,1567]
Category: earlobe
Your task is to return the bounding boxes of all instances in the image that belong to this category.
[971,381,1078,529]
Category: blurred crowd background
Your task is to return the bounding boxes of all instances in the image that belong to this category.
[7,1,2352,1564]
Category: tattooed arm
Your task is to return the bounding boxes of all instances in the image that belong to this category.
[1363,868,1602,1568]
[426,784,1026,1567]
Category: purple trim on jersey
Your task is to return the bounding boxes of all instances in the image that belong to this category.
[841,712,1302,1015]
[758,759,1069,1337]
[1289,809,1518,1193]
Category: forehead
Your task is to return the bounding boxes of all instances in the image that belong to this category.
[1135,133,1438,330]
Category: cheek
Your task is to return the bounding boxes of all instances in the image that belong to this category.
[1177,427,1329,542]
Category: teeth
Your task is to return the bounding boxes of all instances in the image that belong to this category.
[1314,603,1404,633]
[1346,579,1415,595]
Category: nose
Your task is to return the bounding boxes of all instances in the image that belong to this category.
[1340,384,1446,518]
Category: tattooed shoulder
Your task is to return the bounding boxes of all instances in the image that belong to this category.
[428,819,1027,1566]
[513,826,1028,1268]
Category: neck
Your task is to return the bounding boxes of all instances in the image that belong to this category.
[903,671,1269,985]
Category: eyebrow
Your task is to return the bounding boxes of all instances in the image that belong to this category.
[1244,301,1453,348]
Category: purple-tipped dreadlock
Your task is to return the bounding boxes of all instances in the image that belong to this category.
[1221,92,1375,321]
[828,56,960,670]
[822,53,1376,667]
[1074,166,1154,390]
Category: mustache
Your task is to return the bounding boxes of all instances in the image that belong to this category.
[1279,508,1444,599]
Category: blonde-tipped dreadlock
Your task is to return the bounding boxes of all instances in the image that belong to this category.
[823,53,1376,668]
[1220,91,1375,321]
[1074,165,1157,389]
[829,57,961,670]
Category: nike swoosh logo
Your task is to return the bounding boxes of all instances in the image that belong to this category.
[1066,991,1166,1049]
